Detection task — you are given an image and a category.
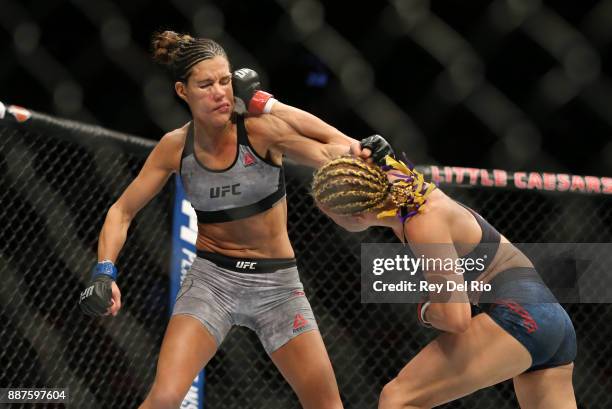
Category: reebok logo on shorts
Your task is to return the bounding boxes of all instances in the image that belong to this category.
[293,313,308,333]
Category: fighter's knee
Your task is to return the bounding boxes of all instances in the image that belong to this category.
[379,379,429,409]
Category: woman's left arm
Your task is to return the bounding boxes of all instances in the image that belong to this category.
[268,103,395,164]
[233,68,393,163]
[246,114,351,168]
[268,102,357,147]
[233,68,356,147]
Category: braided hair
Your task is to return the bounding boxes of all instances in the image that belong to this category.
[151,30,227,81]
[312,155,436,223]
[312,156,390,215]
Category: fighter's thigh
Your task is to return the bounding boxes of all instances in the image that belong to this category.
[270,330,342,409]
[152,314,218,394]
[383,313,532,408]
[154,273,232,390]
[513,363,577,409]
[254,282,318,355]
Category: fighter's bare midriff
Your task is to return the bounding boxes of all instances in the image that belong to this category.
[195,199,295,259]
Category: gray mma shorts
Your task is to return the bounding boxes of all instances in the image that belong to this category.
[172,251,318,354]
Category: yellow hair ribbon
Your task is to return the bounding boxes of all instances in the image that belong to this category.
[385,155,411,174]
[375,154,436,221]
[376,209,398,219]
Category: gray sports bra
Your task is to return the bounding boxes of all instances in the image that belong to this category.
[179,116,286,223]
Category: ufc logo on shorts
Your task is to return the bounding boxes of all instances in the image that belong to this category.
[80,285,94,302]
[236,261,257,269]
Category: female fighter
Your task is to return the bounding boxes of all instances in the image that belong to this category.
[312,154,577,409]
[78,31,390,409]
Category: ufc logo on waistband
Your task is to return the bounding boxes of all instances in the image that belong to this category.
[210,183,241,198]
[236,261,257,269]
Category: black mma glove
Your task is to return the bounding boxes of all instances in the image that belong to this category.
[79,260,116,317]
[360,134,395,166]
[232,68,277,115]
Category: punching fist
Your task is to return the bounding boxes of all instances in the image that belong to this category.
[232,68,277,115]
[359,134,395,166]
[79,260,120,317]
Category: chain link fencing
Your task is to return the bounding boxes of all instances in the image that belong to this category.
[0,109,171,409]
[1,109,611,409]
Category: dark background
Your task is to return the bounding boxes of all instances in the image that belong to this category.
[1,2,612,408]
[1,0,611,176]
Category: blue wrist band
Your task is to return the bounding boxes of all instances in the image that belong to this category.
[92,260,118,281]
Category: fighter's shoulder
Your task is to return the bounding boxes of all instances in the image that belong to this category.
[158,123,190,150]
[404,190,453,241]
[148,123,190,171]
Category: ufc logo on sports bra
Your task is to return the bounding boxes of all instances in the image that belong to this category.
[210,183,241,198]
[236,261,257,269]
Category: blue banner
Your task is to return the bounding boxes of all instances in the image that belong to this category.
[170,175,205,408]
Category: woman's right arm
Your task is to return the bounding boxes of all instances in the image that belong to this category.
[79,130,183,317]
[97,131,183,262]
